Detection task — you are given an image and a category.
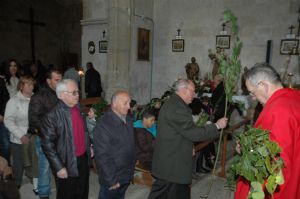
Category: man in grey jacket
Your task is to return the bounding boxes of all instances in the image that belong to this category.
[149,79,228,199]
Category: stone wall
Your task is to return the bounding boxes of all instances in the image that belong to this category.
[0,0,82,71]
[151,0,300,98]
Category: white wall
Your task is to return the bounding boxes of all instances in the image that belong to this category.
[129,0,154,103]
[81,0,108,98]
[152,0,300,98]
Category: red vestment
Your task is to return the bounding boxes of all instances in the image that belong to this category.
[234,88,300,199]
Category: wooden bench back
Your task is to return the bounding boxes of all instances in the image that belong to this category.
[80,97,102,114]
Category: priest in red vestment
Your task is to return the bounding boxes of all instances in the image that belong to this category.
[234,63,300,199]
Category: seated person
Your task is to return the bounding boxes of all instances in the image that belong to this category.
[128,99,138,121]
[211,75,225,122]
[133,110,157,170]
[190,99,215,174]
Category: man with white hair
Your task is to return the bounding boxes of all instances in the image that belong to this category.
[235,63,300,199]
[41,79,90,199]
[149,79,228,199]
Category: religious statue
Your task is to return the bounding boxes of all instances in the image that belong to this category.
[208,48,225,79]
[185,57,200,82]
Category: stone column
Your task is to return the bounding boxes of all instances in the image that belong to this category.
[105,0,132,101]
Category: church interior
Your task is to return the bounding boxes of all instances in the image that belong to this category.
[1,0,300,198]
[1,0,299,104]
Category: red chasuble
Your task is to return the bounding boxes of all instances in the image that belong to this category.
[234,88,300,199]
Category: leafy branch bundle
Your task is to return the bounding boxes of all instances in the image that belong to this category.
[195,112,209,127]
[228,127,284,199]
[201,9,243,198]
[218,10,243,103]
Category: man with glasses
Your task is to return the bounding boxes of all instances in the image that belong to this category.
[149,79,228,199]
[41,79,90,199]
[235,63,300,199]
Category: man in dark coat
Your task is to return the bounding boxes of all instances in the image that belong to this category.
[148,79,228,199]
[93,90,135,199]
[28,68,62,199]
[41,79,90,199]
[85,62,102,98]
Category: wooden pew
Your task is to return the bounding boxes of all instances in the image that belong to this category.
[133,161,153,187]
[79,97,102,114]
[217,118,250,178]
[193,118,250,178]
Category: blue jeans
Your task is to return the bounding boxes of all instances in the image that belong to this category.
[98,183,129,199]
[0,123,10,162]
[35,137,51,197]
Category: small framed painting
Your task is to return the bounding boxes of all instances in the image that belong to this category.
[99,41,108,53]
[216,35,230,49]
[172,39,184,52]
[280,39,299,55]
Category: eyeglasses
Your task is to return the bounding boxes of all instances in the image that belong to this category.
[248,82,262,97]
[64,90,80,96]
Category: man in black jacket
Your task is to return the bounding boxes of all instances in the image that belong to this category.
[85,62,102,98]
[94,90,135,199]
[41,79,90,199]
[28,69,62,199]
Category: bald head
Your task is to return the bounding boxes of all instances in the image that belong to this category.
[111,90,131,116]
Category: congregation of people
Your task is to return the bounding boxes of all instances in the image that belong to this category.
[0,57,300,199]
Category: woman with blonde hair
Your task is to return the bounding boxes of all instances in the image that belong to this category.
[4,76,36,190]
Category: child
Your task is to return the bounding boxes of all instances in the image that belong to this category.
[86,107,97,160]
[133,109,157,170]
[86,107,97,142]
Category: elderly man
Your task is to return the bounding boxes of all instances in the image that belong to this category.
[41,79,89,199]
[234,63,300,199]
[148,79,228,199]
[28,68,62,199]
[93,90,135,199]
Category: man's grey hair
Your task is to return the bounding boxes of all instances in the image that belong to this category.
[244,63,281,87]
[173,79,192,91]
[56,79,76,99]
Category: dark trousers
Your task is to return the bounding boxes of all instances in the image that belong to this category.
[98,183,129,199]
[148,178,190,199]
[56,153,89,199]
[10,143,23,187]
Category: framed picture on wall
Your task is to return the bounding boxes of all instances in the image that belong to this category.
[137,28,150,61]
[99,41,108,53]
[172,39,184,52]
[280,39,299,55]
[216,35,230,49]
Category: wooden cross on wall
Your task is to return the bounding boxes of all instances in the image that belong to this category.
[222,23,226,31]
[16,7,46,62]
[288,25,295,34]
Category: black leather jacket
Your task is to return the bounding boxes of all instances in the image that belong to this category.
[41,101,90,177]
[29,84,59,136]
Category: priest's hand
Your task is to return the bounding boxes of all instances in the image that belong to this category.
[215,117,228,129]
